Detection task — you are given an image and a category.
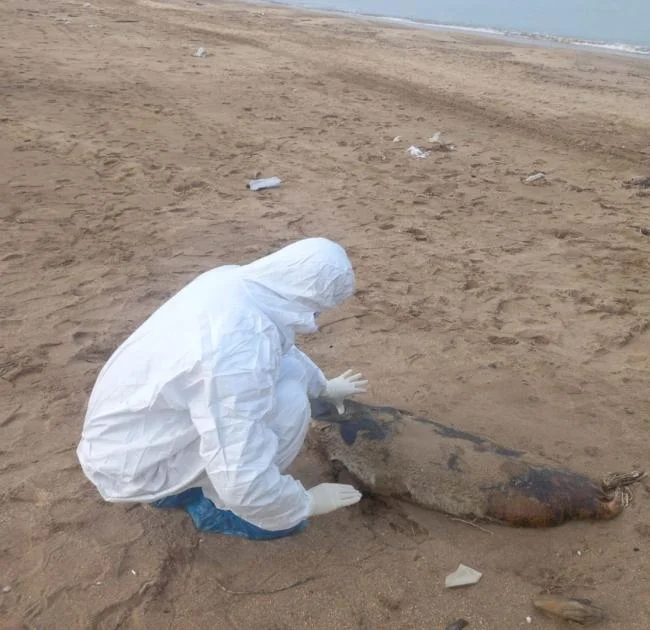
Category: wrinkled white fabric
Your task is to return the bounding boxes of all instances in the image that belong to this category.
[179,353,314,509]
[77,237,355,531]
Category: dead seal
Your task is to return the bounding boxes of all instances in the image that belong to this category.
[308,399,644,527]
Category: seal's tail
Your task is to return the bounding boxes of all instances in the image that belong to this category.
[601,470,646,508]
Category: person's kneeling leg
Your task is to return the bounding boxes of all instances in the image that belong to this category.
[184,488,307,540]
[151,479,307,540]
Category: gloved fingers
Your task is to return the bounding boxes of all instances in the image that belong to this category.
[324,370,368,414]
[339,370,364,383]
[340,495,362,508]
[337,371,368,391]
[335,484,361,495]
[307,483,362,516]
[346,383,367,396]
[337,485,362,505]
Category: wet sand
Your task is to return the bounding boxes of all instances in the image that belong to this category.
[1,0,649,627]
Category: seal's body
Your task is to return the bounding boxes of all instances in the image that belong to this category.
[309,399,625,527]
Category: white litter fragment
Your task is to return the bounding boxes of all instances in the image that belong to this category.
[2,585,11,593]
[130,569,137,576]
[407,145,430,159]
[523,172,547,184]
[193,47,207,58]
[526,616,532,624]
[248,176,281,191]
[428,131,456,151]
[444,563,482,588]
[392,136,402,142]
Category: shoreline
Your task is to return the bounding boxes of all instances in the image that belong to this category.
[248,0,650,59]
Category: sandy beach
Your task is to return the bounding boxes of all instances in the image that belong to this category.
[1,0,650,627]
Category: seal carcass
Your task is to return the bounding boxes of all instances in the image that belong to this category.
[308,399,643,527]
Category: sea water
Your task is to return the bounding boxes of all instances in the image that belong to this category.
[271,0,650,56]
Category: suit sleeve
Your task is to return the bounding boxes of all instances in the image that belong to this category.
[286,346,327,399]
[187,321,312,531]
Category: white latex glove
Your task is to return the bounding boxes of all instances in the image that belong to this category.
[323,369,368,414]
[307,483,362,517]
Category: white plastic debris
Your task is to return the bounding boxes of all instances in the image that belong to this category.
[444,563,482,588]
[392,136,402,142]
[2,585,11,593]
[523,172,546,184]
[407,145,430,159]
[130,569,137,576]
[193,47,207,58]
[248,176,281,191]
[526,616,532,624]
[428,131,456,151]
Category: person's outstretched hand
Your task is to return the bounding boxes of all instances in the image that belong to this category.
[323,370,368,413]
[307,483,362,516]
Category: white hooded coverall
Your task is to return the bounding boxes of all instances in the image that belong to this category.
[76,238,355,532]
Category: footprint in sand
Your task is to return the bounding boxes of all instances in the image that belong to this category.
[487,335,519,346]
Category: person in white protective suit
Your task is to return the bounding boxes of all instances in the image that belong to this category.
[76,237,368,540]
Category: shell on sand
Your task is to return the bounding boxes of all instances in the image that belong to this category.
[533,594,606,625]
[308,399,640,527]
